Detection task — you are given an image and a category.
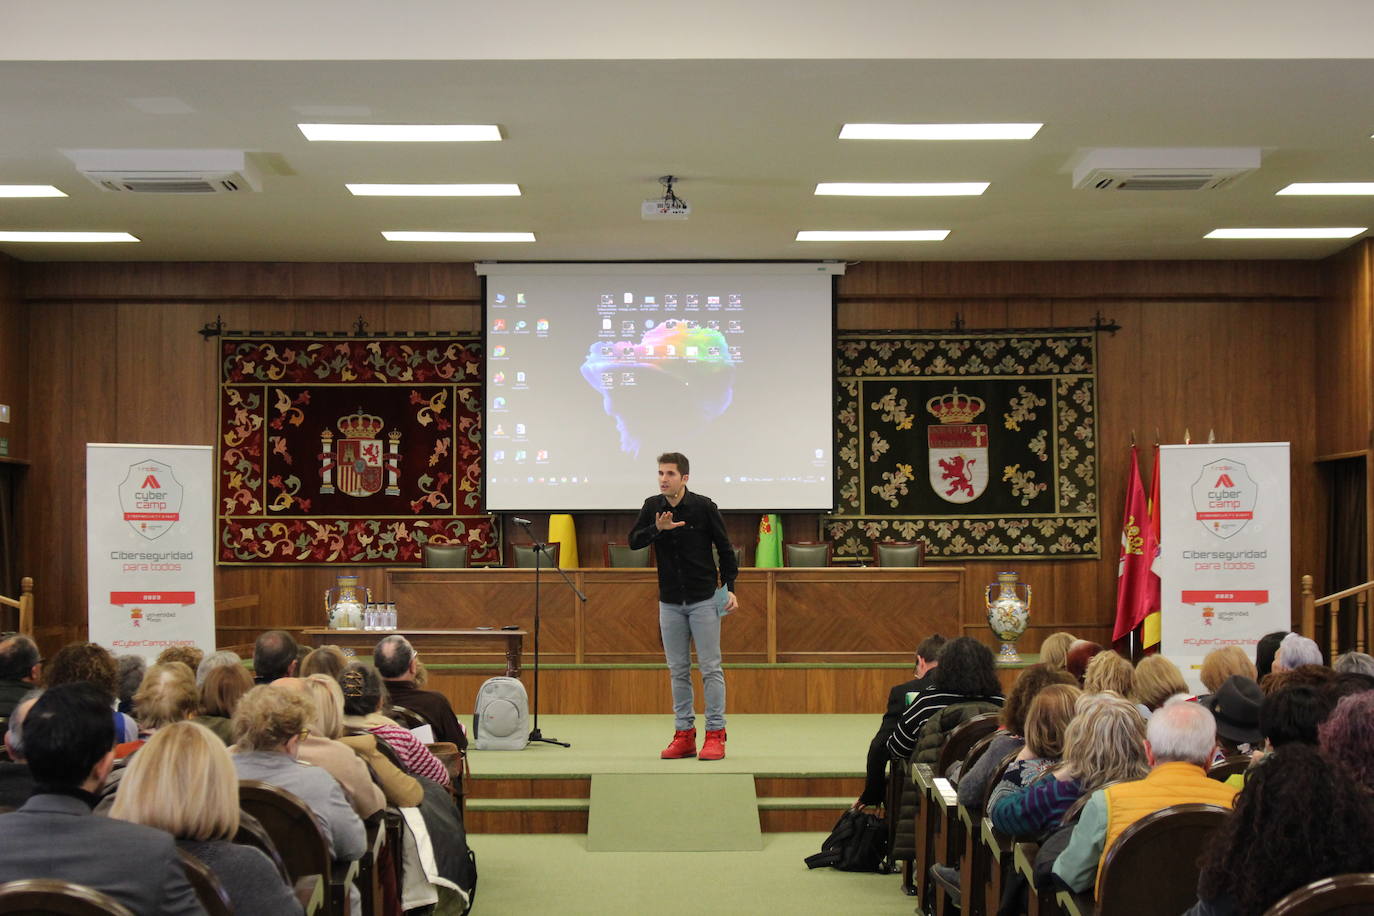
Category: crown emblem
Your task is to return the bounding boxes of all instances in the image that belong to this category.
[925,388,986,424]
[337,409,385,439]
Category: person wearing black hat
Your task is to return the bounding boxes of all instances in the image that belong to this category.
[1200,675,1263,757]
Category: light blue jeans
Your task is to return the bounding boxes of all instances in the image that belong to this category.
[659,597,726,732]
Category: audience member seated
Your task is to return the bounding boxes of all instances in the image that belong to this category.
[339,663,451,788]
[1254,630,1289,679]
[307,674,421,808]
[1318,690,1374,793]
[230,684,366,862]
[1326,670,1374,702]
[374,635,465,747]
[1130,654,1190,716]
[1334,650,1374,677]
[1259,685,1332,752]
[853,633,945,808]
[1052,699,1238,898]
[301,645,350,680]
[254,630,300,684]
[119,662,200,757]
[989,690,1147,841]
[0,689,40,807]
[1038,631,1077,670]
[1198,646,1257,698]
[886,636,1005,763]
[156,645,205,674]
[1186,743,1374,915]
[0,682,203,914]
[1083,649,1133,697]
[44,641,137,742]
[1274,633,1324,672]
[1064,640,1104,685]
[115,654,145,716]
[1261,662,1336,695]
[955,663,1075,807]
[275,677,385,818]
[111,721,303,915]
[1199,674,1263,758]
[0,634,41,718]
[196,649,243,687]
[198,663,253,745]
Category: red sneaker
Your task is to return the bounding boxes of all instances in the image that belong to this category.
[700,728,727,760]
[661,728,697,759]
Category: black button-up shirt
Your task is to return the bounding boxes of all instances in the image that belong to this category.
[629,489,738,605]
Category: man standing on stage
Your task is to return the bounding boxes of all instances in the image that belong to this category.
[630,452,738,760]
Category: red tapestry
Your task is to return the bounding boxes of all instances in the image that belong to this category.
[217,337,496,565]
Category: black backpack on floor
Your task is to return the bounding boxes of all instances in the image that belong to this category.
[803,808,888,873]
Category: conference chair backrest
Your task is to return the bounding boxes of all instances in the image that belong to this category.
[935,712,1001,777]
[233,810,291,884]
[1265,873,1374,915]
[510,542,560,568]
[1096,803,1229,916]
[177,849,232,916]
[422,544,468,568]
[714,543,744,569]
[238,780,332,883]
[605,543,653,568]
[385,704,430,731]
[0,878,135,916]
[956,727,1001,780]
[873,541,925,567]
[1207,755,1251,782]
[980,749,1023,813]
[784,541,831,567]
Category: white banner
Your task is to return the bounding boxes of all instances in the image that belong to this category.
[86,444,215,661]
[1159,443,1291,693]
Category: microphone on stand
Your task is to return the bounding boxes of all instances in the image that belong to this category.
[512,517,533,527]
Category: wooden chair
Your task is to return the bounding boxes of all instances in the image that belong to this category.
[355,811,389,916]
[873,541,926,567]
[421,543,468,568]
[605,542,652,567]
[714,544,744,569]
[981,815,1015,916]
[238,780,358,916]
[959,748,1020,916]
[0,879,134,915]
[1207,754,1251,782]
[177,849,232,916]
[384,704,430,731]
[1056,803,1230,916]
[0,576,33,636]
[927,715,1001,915]
[509,542,559,569]
[1265,873,1374,915]
[784,541,831,567]
[233,810,291,884]
[1015,840,1059,916]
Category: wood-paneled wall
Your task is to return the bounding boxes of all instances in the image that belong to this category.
[0,255,25,462]
[1316,240,1373,458]
[16,258,1331,653]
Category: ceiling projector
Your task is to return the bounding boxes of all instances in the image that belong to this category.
[641,198,690,220]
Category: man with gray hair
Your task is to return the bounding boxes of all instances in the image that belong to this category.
[1334,651,1374,677]
[1053,699,1238,898]
[0,634,42,718]
[0,689,41,807]
[1274,633,1324,671]
[373,634,465,747]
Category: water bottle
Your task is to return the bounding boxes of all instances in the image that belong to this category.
[387,602,398,630]
[364,603,377,631]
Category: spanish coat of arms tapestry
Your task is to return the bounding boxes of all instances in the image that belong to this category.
[827,332,1100,562]
[217,336,496,565]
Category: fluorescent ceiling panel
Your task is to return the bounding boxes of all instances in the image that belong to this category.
[839,123,1042,140]
[1205,227,1366,239]
[0,185,66,197]
[348,183,521,196]
[299,123,502,142]
[0,231,138,242]
[382,231,535,242]
[796,229,949,241]
[1276,182,1374,195]
[815,182,989,196]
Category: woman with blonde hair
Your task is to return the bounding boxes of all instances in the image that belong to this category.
[1083,650,1134,697]
[119,663,200,757]
[1039,632,1076,670]
[198,663,254,745]
[1131,654,1190,714]
[110,721,302,915]
[1200,646,1258,695]
[300,645,349,680]
[274,677,385,818]
[305,674,421,807]
[989,691,1148,840]
[231,685,365,863]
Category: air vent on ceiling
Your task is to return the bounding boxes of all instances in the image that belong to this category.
[1072,148,1260,192]
[62,148,263,194]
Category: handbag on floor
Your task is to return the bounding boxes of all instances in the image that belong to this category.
[803,808,888,873]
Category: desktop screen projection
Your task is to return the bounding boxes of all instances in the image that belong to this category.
[479,262,840,511]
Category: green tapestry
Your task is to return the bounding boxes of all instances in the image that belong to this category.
[827,332,1099,562]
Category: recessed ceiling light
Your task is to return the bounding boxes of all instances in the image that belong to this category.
[815,182,989,197]
[0,185,66,198]
[1276,183,1374,196]
[796,230,949,242]
[299,124,502,142]
[382,231,535,242]
[1205,227,1366,240]
[839,123,1042,141]
[348,184,521,197]
[0,231,138,242]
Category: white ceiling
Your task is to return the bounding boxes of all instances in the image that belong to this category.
[4,56,1374,262]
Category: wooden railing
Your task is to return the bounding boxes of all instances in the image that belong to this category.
[0,576,33,634]
[1301,574,1374,659]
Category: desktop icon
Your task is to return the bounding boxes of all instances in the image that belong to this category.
[516,371,526,383]
[495,293,507,304]
[536,319,549,331]
[492,345,507,357]
[493,397,507,408]
[492,318,506,331]
[493,372,505,384]
[516,293,526,304]
[515,320,527,331]
[515,423,526,436]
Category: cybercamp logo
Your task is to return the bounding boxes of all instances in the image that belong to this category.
[118,460,183,541]
[1190,458,1257,540]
